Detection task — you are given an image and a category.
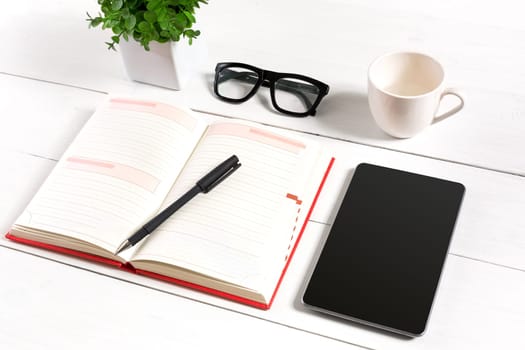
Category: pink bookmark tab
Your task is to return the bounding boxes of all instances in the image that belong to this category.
[66,157,115,168]
[108,98,197,131]
[66,157,160,193]
[207,123,306,154]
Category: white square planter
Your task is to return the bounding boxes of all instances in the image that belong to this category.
[118,38,206,90]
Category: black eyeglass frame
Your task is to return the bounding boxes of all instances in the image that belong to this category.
[214,62,330,117]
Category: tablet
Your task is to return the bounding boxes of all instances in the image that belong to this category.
[302,163,465,337]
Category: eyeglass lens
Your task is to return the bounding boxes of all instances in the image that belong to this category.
[274,78,320,114]
[216,67,259,100]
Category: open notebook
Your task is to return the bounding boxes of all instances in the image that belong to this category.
[7,97,334,309]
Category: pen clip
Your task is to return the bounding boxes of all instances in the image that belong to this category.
[205,162,241,193]
[197,155,241,193]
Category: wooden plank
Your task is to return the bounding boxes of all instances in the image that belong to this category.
[0,0,127,91]
[0,150,55,236]
[0,246,358,350]
[0,75,106,160]
[2,1,525,174]
[2,221,524,349]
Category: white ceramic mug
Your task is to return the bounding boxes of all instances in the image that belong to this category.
[368,51,464,138]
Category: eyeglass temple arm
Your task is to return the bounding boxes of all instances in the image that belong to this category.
[218,69,316,110]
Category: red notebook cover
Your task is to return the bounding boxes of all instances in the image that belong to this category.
[6,157,334,309]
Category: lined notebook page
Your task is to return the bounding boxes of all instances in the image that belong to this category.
[15,98,207,252]
[132,122,321,291]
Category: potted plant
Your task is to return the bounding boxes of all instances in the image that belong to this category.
[87,0,208,90]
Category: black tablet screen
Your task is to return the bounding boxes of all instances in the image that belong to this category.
[303,163,464,336]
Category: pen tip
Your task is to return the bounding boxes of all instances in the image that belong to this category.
[116,240,131,255]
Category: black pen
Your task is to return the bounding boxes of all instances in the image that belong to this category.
[116,155,241,254]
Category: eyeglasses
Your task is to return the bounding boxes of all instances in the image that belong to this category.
[214,62,330,117]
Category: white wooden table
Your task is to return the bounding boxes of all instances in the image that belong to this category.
[1,1,524,348]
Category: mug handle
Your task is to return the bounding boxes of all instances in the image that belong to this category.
[434,88,465,122]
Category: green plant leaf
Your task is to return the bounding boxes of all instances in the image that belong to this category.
[144,11,157,24]
[125,15,136,30]
[168,27,181,41]
[89,17,103,27]
[158,19,169,31]
[146,0,162,11]
[138,21,151,32]
[183,11,195,24]
[111,0,123,11]
[112,25,123,34]
[173,13,187,30]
